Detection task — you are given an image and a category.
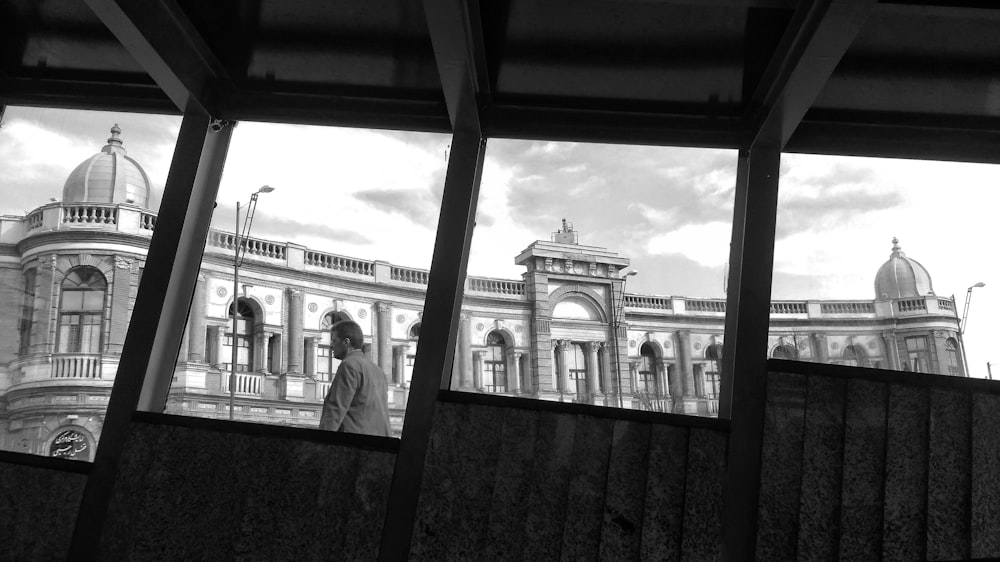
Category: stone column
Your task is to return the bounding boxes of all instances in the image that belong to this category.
[656,358,669,397]
[286,289,303,373]
[255,331,268,373]
[555,340,570,393]
[376,302,392,377]
[393,345,406,385]
[677,331,695,397]
[187,276,207,362]
[600,342,612,395]
[812,333,829,364]
[472,350,483,390]
[693,363,706,397]
[584,341,600,396]
[882,332,898,370]
[459,314,473,388]
[304,337,316,376]
[212,326,225,368]
[509,351,522,394]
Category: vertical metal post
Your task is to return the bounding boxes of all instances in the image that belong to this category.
[70,110,231,559]
[720,146,782,561]
[230,201,240,419]
[378,129,486,561]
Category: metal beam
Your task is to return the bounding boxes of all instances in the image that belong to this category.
[68,110,231,559]
[83,0,232,114]
[486,103,750,149]
[421,0,491,133]
[747,0,877,148]
[224,89,451,133]
[720,146,782,561]
[378,1,490,559]
[0,76,176,115]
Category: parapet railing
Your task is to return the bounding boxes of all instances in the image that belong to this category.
[392,266,429,285]
[51,354,102,379]
[468,277,525,296]
[14,204,961,322]
[304,250,375,276]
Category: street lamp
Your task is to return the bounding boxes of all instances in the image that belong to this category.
[958,282,984,379]
[229,185,275,420]
[611,268,638,408]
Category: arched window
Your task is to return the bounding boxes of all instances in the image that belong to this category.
[842,344,868,368]
[57,267,106,353]
[771,344,798,360]
[225,299,255,372]
[317,311,351,380]
[705,344,723,399]
[484,331,508,393]
[19,269,36,355]
[637,343,659,395]
[945,338,961,376]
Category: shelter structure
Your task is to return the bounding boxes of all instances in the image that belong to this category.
[2,1,1000,560]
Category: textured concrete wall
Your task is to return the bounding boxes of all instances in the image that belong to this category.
[410,401,727,561]
[758,368,1000,561]
[98,420,395,561]
[0,458,88,560]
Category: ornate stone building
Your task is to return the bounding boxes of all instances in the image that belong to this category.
[0,127,966,460]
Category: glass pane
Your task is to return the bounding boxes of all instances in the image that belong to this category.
[456,139,737,417]
[771,154,999,379]
[0,106,180,460]
[170,122,448,437]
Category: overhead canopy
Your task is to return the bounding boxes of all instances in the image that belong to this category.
[2,0,999,162]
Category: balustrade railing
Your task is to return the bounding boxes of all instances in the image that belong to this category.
[27,211,43,230]
[685,299,726,313]
[820,301,875,314]
[770,301,807,314]
[221,372,263,396]
[468,277,525,295]
[897,298,927,313]
[317,381,331,401]
[624,295,672,310]
[392,266,429,285]
[208,231,286,261]
[304,250,375,276]
[937,298,956,312]
[63,204,117,225]
[51,354,102,379]
[140,212,156,231]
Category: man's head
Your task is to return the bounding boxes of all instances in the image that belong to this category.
[331,320,364,360]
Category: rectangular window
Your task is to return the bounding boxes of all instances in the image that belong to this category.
[0,105,179,460]
[906,336,930,373]
[457,139,736,417]
[169,122,447,436]
[771,153,994,379]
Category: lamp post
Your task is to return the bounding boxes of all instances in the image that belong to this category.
[611,269,638,408]
[229,185,275,420]
[958,282,984,378]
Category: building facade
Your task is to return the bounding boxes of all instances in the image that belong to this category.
[0,127,966,460]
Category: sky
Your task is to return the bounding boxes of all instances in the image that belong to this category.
[2,106,998,378]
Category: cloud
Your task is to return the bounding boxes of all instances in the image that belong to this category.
[645,221,732,267]
[353,188,439,225]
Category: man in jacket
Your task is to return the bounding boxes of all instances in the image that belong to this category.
[319,320,392,437]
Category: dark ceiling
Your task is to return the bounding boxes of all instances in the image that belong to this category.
[2,0,1000,162]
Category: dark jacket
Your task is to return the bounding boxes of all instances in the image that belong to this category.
[319,349,391,436]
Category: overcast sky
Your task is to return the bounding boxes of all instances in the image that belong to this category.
[2,106,998,378]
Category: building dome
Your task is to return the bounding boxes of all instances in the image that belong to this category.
[874,238,934,299]
[61,124,152,208]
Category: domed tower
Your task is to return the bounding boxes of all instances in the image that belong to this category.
[874,237,935,299]
[61,124,153,208]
